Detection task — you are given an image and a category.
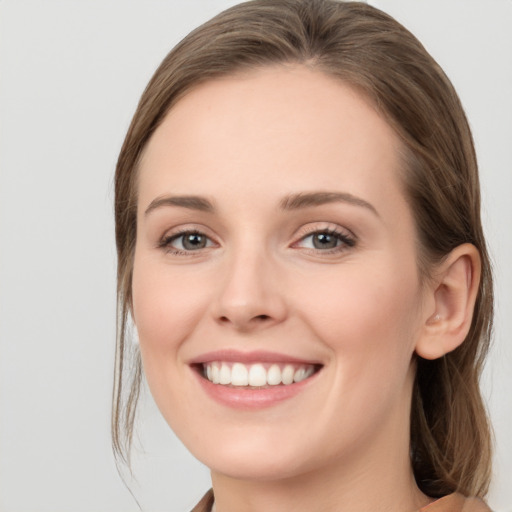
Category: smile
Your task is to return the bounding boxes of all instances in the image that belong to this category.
[202,362,317,387]
[190,351,323,409]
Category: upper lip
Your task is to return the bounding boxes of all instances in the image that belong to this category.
[188,349,323,366]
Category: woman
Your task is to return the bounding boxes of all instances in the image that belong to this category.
[112,1,493,510]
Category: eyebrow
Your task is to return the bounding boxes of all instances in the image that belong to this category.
[280,191,379,217]
[144,191,379,217]
[144,195,215,216]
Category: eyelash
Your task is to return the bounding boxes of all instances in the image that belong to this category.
[158,226,356,256]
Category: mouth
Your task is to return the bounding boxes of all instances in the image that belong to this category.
[196,361,322,388]
[189,350,323,408]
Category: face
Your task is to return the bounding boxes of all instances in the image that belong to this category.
[132,66,427,482]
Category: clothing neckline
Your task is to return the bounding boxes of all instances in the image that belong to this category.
[192,489,490,512]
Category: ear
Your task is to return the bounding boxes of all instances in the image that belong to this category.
[415,243,481,360]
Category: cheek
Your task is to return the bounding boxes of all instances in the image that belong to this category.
[291,261,422,452]
[131,257,216,424]
[131,256,211,359]
[298,258,422,373]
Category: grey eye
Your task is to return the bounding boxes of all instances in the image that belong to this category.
[181,233,208,250]
[294,228,355,253]
[162,231,214,252]
[311,232,339,249]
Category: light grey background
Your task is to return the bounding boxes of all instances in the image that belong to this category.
[0,1,510,511]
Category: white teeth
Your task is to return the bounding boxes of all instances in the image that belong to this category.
[202,361,317,387]
[267,364,282,385]
[293,368,306,383]
[293,367,315,382]
[248,364,267,387]
[211,362,220,384]
[231,363,249,386]
[219,363,231,385]
[281,365,295,385]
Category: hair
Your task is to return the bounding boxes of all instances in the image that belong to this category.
[112,0,493,498]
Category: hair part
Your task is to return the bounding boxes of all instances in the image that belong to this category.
[113,0,493,496]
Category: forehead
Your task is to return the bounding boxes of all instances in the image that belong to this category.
[137,65,405,215]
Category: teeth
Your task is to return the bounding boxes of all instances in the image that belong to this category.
[231,363,249,386]
[219,363,231,385]
[281,365,295,385]
[293,368,306,382]
[267,364,282,386]
[248,364,267,386]
[211,362,220,384]
[202,361,317,387]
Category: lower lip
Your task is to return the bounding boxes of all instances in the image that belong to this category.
[192,368,320,410]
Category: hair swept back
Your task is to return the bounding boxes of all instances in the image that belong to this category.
[113,0,493,497]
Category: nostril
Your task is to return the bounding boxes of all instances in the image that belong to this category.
[218,314,271,325]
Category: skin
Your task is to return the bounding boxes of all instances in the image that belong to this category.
[131,65,479,512]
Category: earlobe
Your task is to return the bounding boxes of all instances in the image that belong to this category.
[415,244,481,360]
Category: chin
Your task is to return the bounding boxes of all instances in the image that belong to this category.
[182,427,326,482]
[207,451,311,482]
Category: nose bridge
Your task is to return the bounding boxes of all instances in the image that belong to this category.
[213,235,286,330]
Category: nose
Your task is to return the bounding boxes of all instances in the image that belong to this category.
[211,248,288,332]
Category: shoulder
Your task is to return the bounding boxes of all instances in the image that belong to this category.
[419,493,492,512]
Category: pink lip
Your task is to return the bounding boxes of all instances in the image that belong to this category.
[188,350,323,410]
[188,349,321,365]
[192,369,320,409]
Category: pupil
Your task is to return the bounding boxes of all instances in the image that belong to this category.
[313,233,337,249]
[183,233,206,250]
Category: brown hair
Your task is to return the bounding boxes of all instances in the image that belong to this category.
[113,0,493,497]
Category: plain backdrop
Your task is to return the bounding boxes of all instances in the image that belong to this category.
[0,1,511,511]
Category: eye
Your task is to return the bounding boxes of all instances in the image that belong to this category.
[294,228,355,253]
[159,230,215,254]
[304,232,340,250]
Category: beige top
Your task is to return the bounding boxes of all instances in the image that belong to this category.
[419,493,491,512]
[190,489,492,512]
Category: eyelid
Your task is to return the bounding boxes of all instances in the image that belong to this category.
[293,222,356,241]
